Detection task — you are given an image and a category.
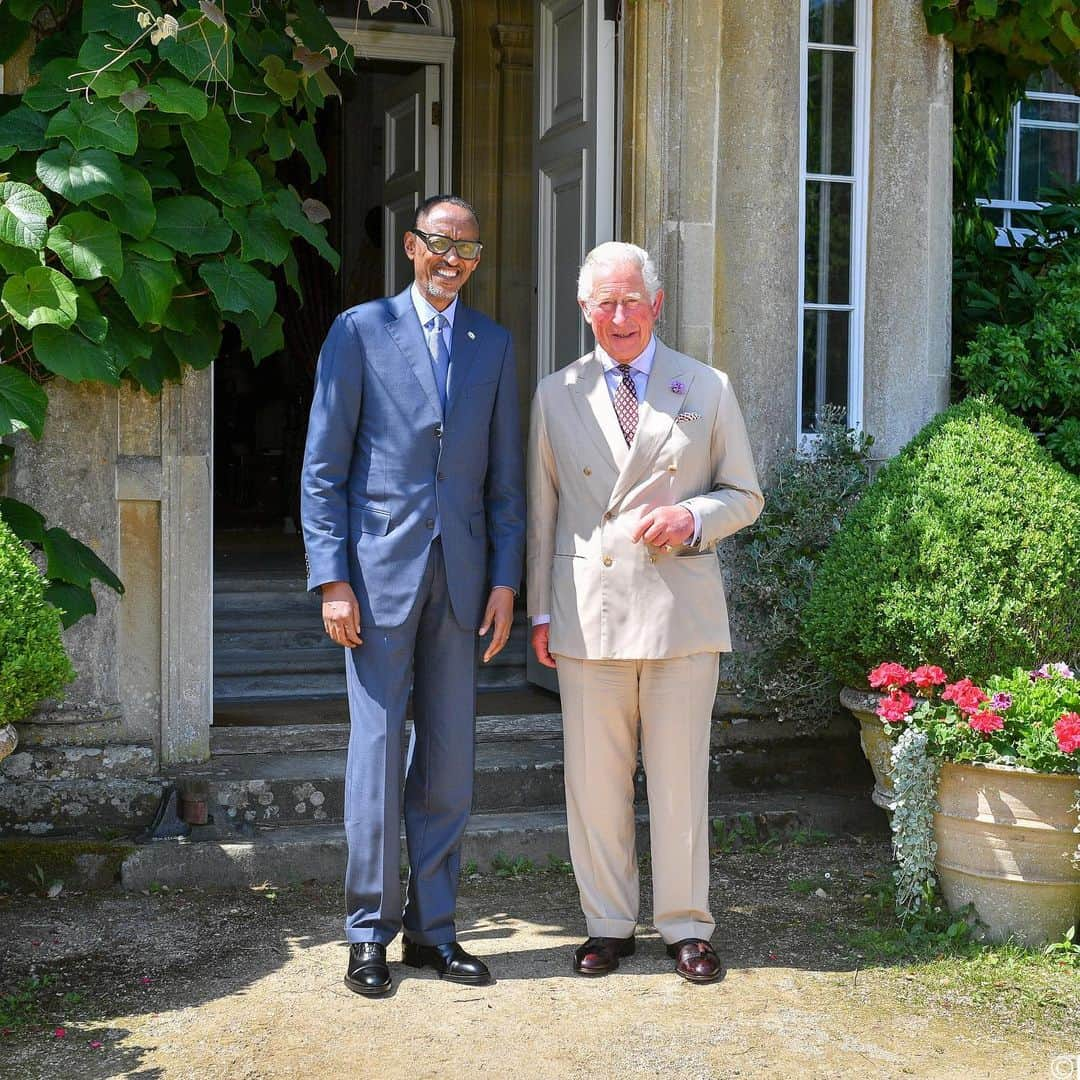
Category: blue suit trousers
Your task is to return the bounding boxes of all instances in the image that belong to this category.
[343,538,478,945]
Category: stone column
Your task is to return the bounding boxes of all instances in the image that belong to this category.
[863,4,952,457]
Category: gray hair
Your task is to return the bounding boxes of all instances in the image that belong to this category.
[577,242,661,305]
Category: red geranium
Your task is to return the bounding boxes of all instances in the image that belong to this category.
[868,662,912,691]
[968,711,1005,735]
[877,690,915,724]
[911,665,948,690]
[941,678,988,715]
[1054,712,1080,754]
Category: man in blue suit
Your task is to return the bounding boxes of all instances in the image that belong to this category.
[301,195,525,996]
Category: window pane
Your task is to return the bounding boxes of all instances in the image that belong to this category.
[804,181,852,305]
[1018,127,1080,200]
[808,0,855,45]
[1027,70,1076,96]
[802,310,850,433]
[807,49,854,176]
[1020,97,1080,123]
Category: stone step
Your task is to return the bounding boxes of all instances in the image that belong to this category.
[213,665,530,703]
[214,572,310,594]
[213,626,529,675]
[169,715,871,829]
[214,589,322,615]
[119,792,887,891]
[210,712,564,755]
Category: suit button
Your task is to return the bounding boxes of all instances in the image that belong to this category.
[604,511,614,521]
[667,465,677,473]
[583,466,591,476]
[437,472,446,481]
[602,555,612,567]
[434,426,443,439]
[425,518,435,529]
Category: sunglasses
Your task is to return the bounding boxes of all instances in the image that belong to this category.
[411,228,483,261]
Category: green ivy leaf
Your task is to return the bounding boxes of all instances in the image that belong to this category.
[199,256,277,324]
[44,581,96,628]
[0,496,47,544]
[270,188,339,271]
[128,238,176,261]
[0,6,32,65]
[261,55,300,101]
[116,250,181,325]
[46,98,139,155]
[223,204,290,265]
[287,115,326,181]
[44,525,124,593]
[2,266,78,329]
[74,286,109,343]
[36,144,125,204]
[46,211,124,280]
[233,309,284,365]
[181,105,230,175]
[0,182,51,251]
[32,323,124,385]
[972,0,999,19]
[150,195,233,255]
[161,294,222,369]
[195,159,263,206]
[76,33,150,73]
[0,240,43,275]
[146,77,209,120]
[79,69,139,99]
[82,0,159,41]
[0,364,48,439]
[159,10,233,83]
[0,104,51,151]
[90,165,155,239]
[125,335,181,393]
[265,119,293,161]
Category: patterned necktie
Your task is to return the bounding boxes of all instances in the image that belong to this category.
[613,363,638,446]
[427,313,450,410]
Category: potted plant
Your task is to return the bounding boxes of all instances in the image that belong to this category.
[872,660,1080,947]
[802,399,1080,804]
[0,512,75,760]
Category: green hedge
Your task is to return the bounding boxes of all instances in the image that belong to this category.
[802,399,1080,687]
[0,511,74,724]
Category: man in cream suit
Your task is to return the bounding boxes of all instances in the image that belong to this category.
[527,242,763,983]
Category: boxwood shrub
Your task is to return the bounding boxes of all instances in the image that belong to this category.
[0,512,74,724]
[802,398,1080,687]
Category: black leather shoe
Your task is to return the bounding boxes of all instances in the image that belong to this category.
[401,938,491,985]
[344,942,392,996]
[666,938,724,984]
[572,935,636,976]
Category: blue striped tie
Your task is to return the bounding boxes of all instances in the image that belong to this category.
[428,314,450,410]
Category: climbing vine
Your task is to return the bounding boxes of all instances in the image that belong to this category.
[0,0,352,624]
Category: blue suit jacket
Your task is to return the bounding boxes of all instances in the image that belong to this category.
[300,288,526,630]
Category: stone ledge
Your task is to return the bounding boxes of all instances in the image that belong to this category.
[1,744,156,782]
[0,779,164,836]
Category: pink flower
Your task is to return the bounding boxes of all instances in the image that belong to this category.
[89,1040,103,1050]
[969,711,1005,735]
[54,1028,66,1039]
[877,690,915,724]
[911,665,948,690]
[868,662,912,691]
[1032,662,1075,681]
[140,976,152,986]
[1054,712,1080,754]
[941,678,988,715]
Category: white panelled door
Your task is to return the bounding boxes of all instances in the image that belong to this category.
[378,65,441,295]
[529,0,616,690]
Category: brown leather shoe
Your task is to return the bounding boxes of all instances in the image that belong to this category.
[572,935,635,976]
[666,938,724,984]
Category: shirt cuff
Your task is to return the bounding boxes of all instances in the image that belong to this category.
[492,585,517,596]
[681,504,703,546]
[531,614,551,626]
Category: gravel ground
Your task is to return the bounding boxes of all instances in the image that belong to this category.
[1,832,1076,1079]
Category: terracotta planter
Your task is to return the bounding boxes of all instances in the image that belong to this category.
[0,723,16,763]
[840,687,895,810]
[934,761,1080,947]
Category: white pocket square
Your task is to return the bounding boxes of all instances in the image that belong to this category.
[675,412,701,424]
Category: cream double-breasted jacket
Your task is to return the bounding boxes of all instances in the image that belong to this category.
[527,339,763,660]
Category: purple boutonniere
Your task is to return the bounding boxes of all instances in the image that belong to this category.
[670,379,686,395]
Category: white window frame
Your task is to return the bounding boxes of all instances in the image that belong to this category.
[979,84,1080,246]
[796,0,871,443]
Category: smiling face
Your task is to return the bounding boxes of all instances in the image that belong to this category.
[579,260,664,363]
[404,202,482,310]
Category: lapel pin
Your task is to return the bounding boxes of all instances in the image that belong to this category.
[669,379,686,395]
[467,331,476,340]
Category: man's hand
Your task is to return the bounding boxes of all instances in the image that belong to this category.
[321,580,362,648]
[479,587,515,664]
[531,623,557,668]
[631,505,695,548]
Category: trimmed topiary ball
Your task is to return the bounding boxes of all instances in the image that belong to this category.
[802,398,1080,687]
[0,511,74,724]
